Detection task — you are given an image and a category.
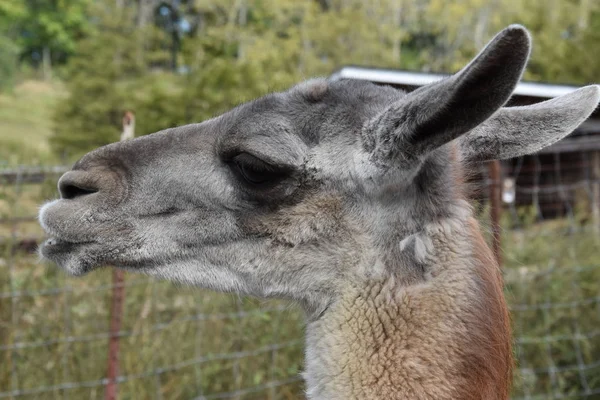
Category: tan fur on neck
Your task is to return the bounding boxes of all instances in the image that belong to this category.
[305,215,511,400]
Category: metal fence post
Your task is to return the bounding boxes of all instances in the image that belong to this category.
[105,112,135,400]
[105,269,125,400]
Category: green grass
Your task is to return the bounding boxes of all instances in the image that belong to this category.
[0,263,306,399]
[503,221,600,399]
[0,81,64,166]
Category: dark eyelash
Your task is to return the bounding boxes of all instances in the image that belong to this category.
[227,152,290,186]
[233,153,279,172]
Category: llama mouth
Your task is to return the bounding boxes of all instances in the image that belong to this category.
[39,237,99,275]
[40,237,95,257]
[43,237,95,247]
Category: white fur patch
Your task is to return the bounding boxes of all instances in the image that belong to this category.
[399,200,470,263]
[38,200,60,234]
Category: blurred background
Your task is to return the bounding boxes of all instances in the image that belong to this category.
[1,0,599,399]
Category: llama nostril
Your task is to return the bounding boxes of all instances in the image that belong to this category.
[58,172,99,200]
[60,183,98,200]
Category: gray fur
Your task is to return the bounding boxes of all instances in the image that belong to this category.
[459,85,600,161]
[38,25,599,397]
[362,25,530,170]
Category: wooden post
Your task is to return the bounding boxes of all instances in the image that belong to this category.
[120,111,135,141]
[489,160,503,267]
[105,269,125,400]
[105,112,134,400]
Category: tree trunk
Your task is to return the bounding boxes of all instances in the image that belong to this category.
[474,6,491,48]
[136,0,158,66]
[578,0,590,29]
[392,0,402,63]
[238,0,248,60]
[42,46,52,81]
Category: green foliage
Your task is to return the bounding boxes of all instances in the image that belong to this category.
[50,0,419,158]
[50,1,173,159]
[503,219,600,398]
[0,36,20,91]
[0,1,26,91]
[422,0,600,82]
[47,0,600,159]
[16,0,91,68]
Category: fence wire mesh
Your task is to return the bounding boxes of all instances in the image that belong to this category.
[1,152,599,399]
[501,150,600,400]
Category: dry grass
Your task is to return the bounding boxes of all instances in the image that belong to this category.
[502,219,600,399]
[0,262,306,399]
[0,81,64,167]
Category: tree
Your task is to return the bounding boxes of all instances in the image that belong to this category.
[419,0,600,82]
[0,1,27,90]
[17,0,91,80]
[51,0,173,159]
[51,0,600,160]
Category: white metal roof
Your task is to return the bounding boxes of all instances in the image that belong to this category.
[332,66,581,99]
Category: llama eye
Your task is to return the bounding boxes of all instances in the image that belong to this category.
[230,153,288,186]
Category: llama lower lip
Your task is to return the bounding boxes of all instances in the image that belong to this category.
[40,237,101,276]
[45,237,94,246]
[41,237,94,256]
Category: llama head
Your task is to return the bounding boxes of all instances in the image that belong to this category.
[39,25,599,315]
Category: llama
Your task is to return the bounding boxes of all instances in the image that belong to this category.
[39,25,599,399]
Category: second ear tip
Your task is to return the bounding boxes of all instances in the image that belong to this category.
[565,85,600,114]
[506,23,528,31]
[576,84,600,98]
[504,24,532,42]
[587,85,600,104]
[486,25,531,58]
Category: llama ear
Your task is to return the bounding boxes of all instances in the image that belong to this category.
[459,85,600,162]
[363,25,531,167]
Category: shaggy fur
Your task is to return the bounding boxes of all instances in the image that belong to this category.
[38,25,599,399]
[304,214,511,400]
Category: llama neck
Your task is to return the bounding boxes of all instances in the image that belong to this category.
[303,217,511,400]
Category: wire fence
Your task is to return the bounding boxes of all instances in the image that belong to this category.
[1,151,599,399]
[500,149,600,400]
